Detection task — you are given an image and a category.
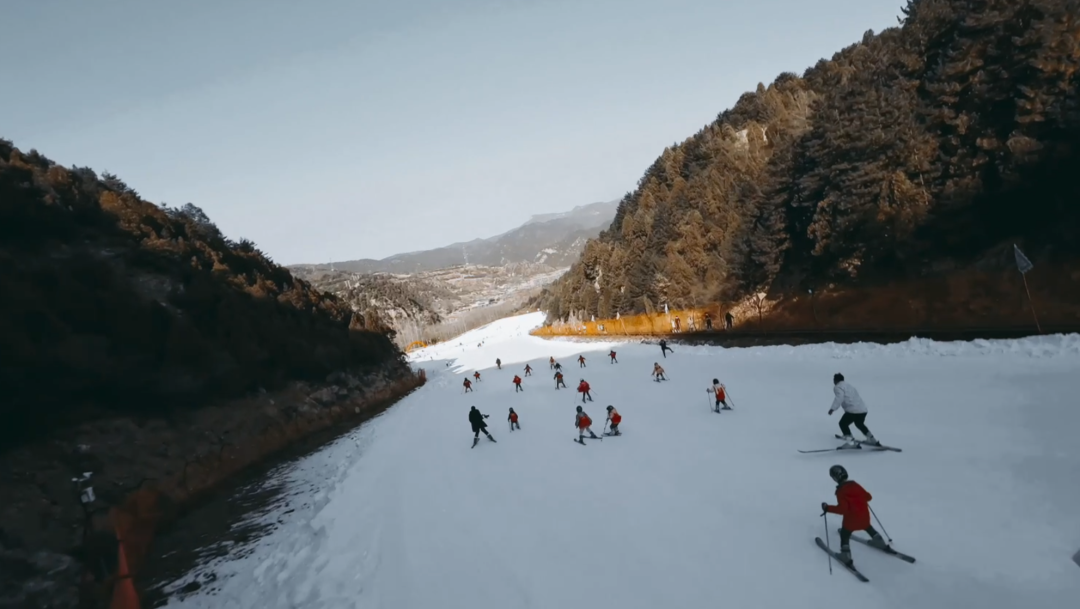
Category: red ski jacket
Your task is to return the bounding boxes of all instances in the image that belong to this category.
[513,376,522,384]
[825,481,873,531]
[578,381,590,393]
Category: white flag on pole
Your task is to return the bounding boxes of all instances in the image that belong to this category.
[1013,244,1033,274]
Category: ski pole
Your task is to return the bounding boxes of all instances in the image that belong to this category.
[823,512,833,575]
[706,389,713,411]
[724,384,736,408]
[868,505,892,544]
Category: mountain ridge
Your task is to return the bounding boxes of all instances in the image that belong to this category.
[292,199,619,274]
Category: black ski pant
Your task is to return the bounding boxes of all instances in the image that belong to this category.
[660,346,672,358]
[472,424,490,439]
[838,412,871,437]
[509,421,520,430]
[839,525,880,550]
[515,384,523,392]
[556,380,565,388]
[579,362,586,367]
[610,357,617,363]
[581,391,592,403]
[715,397,728,409]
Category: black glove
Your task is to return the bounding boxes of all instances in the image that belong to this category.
[483,414,489,419]
[820,502,829,515]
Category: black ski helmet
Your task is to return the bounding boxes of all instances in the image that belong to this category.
[576,405,583,412]
[712,378,719,385]
[829,464,848,483]
[606,405,614,411]
[833,373,845,384]
[508,407,514,412]
[470,406,477,410]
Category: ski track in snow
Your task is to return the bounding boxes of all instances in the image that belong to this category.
[161,312,1080,609]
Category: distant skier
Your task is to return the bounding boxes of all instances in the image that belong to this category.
[524,364,532,377]
[828,373,879,447]
[577,379,593,403]
[549,357,556,370]
[463,378,473,393]
[508,407,520,431]
[554,371,566,389]
[710,378,731,411]
[608,350,617,364]
[659,339,673,358]
[473,371,482,382]
[575,405,599,442]
[496,358,502,370]
[513,375,523,392]
[821,465,887,567]
[725,311,734,329]
[469,406,496,447]
[605,405,622,436]
[554,362,563,372]
[652,363,666,382]
[674,316,681,333]
[704,312,713,331]
[578,355,587,368]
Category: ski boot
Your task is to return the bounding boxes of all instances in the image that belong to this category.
[487,434,497,443]
[866,533,888,550]
[860,434,881,447]
[471,437,479,448]
[840,435,858,448]
[838,547,854,566]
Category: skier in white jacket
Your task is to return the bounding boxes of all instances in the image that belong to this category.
[828,373,880,448]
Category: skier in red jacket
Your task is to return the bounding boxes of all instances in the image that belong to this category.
[577,379,593,403]
[513,375,523,392]
[822,465,888,566]
[608,350,617,363]
[574,405,599,442]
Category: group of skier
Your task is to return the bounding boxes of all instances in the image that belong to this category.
[464,341,898,575]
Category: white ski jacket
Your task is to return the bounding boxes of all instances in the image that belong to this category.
[830,381,867,415]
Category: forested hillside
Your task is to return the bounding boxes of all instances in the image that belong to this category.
[0,141,405,448]
[541,0,1080,327]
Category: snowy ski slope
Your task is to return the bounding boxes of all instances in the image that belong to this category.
[161,312,1080,609]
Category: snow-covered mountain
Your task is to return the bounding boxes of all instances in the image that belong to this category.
[295,200,618,274]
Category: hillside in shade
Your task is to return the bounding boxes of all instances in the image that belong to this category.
[540,0,1080,328]
[0,140,406,447]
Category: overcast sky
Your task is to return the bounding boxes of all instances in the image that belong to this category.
[2,0,904,265]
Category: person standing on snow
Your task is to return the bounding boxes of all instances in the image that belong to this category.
[652,363,666,382]
[513,375,523,392]
[575,406,599,442]
[608,350,617,364]
[605,405,622,436]
[828,373,879,447]
[524,364,532,377]
[496,358,502,370]
[508,408,520,431]
[549,357,556,370]
[821,465,888,567]
[659,339,673,358]
[463,378,473,393]
[577,379,593,403]
[710,378,731,411]
[473,371,482,383]
[578,355,587,368]
[469,406,496,447]
[554,371,566,389]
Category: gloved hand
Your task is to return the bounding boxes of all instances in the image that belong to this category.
[483,414,489,419]
[827,409,834,415]
[821,502,829,515]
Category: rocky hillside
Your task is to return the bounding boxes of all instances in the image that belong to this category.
[292,262,562,346]
[299,200,618,274]
[542,0,1080,328]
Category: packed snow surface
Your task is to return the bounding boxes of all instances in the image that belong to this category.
[162,312,1080,609]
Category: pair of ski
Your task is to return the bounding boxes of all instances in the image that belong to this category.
[574,431,620,445]
[815,531,916,582]
[712,406,733,413]
[471,436,497,449]
[798,435,902,454]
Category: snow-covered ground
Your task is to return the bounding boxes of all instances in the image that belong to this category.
[160,312,1080,609]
